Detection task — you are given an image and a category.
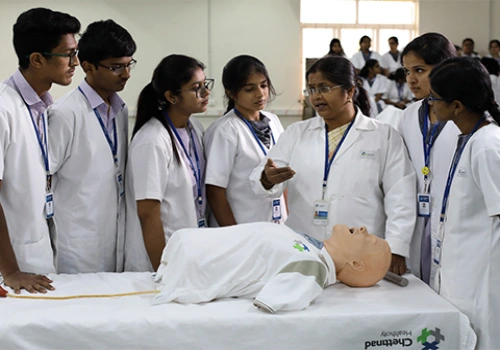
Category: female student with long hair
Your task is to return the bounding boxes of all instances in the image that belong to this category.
[203,55,286,226]
[124,55,213,271]
[428,56,500,349]
[350,35,384,73]
[359,59,388,113]
[250,56,416,275]
[398,33,459,285]
[326,38,346,57]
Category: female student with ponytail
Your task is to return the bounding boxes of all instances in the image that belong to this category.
[250,56,416,275]
[398,33,459,285]
[124,55,212,271]
[427,57,500,349]
[203,55,286,226]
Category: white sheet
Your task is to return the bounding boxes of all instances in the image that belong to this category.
[0,272,476,350]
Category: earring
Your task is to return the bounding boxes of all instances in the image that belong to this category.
[170,99,177,105]
[347,98,352,103]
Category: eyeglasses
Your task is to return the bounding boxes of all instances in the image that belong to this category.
[303,85,342,97]
[428,94,445,102]
[178,79,215,98]
[97,59,137,76]
[26,49,79,63]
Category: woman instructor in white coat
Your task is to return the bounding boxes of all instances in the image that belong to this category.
[250,56,416,274]
[398,33,458,284]
[428,56,500,350]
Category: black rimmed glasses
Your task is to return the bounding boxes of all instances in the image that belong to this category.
[428,94,446,103]
[178,79,215,98]
[26,49,79,63]
[303,85,342,97]
[97,59,137,76]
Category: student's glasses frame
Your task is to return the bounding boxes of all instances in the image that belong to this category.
[178,79,215,98]
[26,49,79,63]
[303,85,342,96]
[428,94,446,102]
[97,59,137,76]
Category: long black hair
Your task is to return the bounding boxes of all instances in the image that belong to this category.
[401,32,456,66]
[222,55,276,114]
[327,38,345,56]
[429,56,500,125]
[306,56,371,116]
[359,59,379,78]
[133,54,205,163]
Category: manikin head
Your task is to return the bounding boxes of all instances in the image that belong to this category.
[324,224,391,287]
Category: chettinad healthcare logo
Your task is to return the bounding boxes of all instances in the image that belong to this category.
[364,327,445,349]
[417,328,445,350]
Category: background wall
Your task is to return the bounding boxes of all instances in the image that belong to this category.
[0,0,499,129]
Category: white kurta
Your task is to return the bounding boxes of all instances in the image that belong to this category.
[381,51,402,73]
[250,110,416,258]
[203,110,287,226]
[398,100,460,279]
[433,124,500,349]
[124,117,205,272]
[153,222,336,313]
[47,88,128,273]
[0,83,54,274]
[350,50,384,70]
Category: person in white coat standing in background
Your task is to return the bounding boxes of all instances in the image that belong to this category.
[124,55,211,272]
[350,35,384,73]
[204,55,286,227]
[0,8,80,293]
[250,56,416,275]
[48,20,136,273]
[398,33,459,285]
[428,56,500,350]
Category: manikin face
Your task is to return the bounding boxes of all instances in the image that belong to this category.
[232,72,269,115]
[168,67,210,115]
[42,33,79,86]
[402,51,434,100]
[324,224,391,287]
[307,71,353,123]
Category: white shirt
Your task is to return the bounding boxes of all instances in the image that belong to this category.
[153,222,336,313]
[250,110,416,258]
[489,75,500,106]
[383,80,413,103]
[350,51,384,70]
[362,74,388,98]
[398,100,460,280]
[47,86,128,273]
[381,51,402,73]
[203,110,287,226]
[433,123,500,349]
[0,81,54,275]
[124,117,205,272]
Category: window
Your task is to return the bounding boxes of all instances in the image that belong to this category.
[301,0,418,86]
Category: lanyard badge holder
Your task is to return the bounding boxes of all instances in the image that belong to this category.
[26,105,54,219]
[314,118,355,226]
[433,117,484,267]
[234,108,281,223]
[418,111,440,217]
[164,112,205,228]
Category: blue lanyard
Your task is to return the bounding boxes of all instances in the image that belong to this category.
[78,87,118,167]
[233,108,275,156]
[396,82,404,101]
[422,103,440,183]
[322,117,356,199]
[25,103,50,178]
[439,118,485,223]
[163,112,203,207]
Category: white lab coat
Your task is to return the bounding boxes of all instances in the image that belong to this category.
[153,222,336,313]
[489,74,500,106]
[250,110,417,258]
[432,123,500,349]
[351,50,384,70]
[47,88,128,273]
[381,51,402,74]
[398,100,460,280]
[362,75,388,111]
[203,110,287,226]
[124,117,205,272]
[0,83,55,274]
[383,80,413,104]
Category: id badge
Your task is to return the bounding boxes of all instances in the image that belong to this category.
[45,193,54,219]
[272,199,282,221]
[417,193,431,217]
[116,172,124,197]
[313,200,329,226]
[197,218,206,228]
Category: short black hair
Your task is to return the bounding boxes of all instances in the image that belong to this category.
[13,8,80,69]
[480,57,500,76]
[78,20,136,66]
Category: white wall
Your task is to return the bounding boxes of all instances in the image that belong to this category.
[0,0,303,129]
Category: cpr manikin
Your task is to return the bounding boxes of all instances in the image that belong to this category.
[153,222,391,312]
